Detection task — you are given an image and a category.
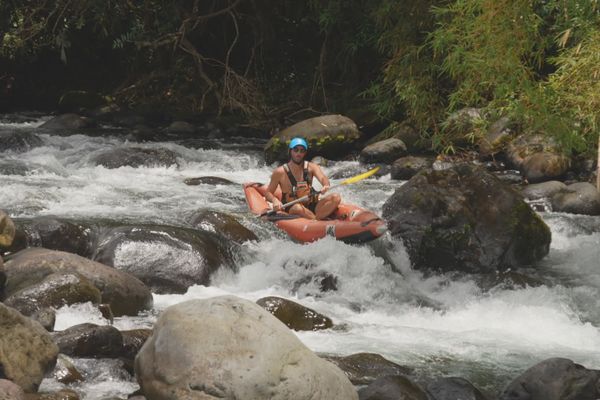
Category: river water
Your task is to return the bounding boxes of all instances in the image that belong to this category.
[1,114,600,399]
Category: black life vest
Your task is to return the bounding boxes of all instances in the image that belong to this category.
[282,161,314,204]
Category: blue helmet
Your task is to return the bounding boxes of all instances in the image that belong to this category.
[288,137,308,150]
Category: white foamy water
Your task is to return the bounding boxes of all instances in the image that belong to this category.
[2,117,600,398]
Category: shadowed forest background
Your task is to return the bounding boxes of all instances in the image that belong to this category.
[1,0,599,159]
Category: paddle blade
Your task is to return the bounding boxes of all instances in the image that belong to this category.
[340,167,380,185]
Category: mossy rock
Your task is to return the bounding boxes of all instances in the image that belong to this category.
[264,114,362,164]
[256,296,333,331]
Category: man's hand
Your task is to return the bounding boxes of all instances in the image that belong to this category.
[320,185,330,194]
[272,198,283,211]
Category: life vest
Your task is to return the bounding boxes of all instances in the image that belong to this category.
[282,161,315,205]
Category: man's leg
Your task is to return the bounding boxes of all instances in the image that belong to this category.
[315,193,341,220]
[288,204,316,220]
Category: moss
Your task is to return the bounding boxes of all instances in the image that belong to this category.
[509,201,551,264]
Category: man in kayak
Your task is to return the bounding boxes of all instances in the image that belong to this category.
[264,137,341,220]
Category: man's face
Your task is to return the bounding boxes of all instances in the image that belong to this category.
[290,146,306,164]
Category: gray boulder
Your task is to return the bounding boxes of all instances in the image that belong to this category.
[382,164,551,273]
[506,135,570,183]
[265,115,362,164]
[38,113,93,130]
[135,296,358,400]
[360,138,407,164]
[0,379,25,400]
[391,156,434,180]
[3,248,152,316]
[0,303,59,392]
[91,147,179,168]
[5,218,92,256]
[323,353,412,385]
[521,181,567,200]
[256,296,332,331]
[53,323,123,358]
[425,377,489,400]
[359,375,427,400]
[551,182,600,215]
[500,358,600,400]
[190,210,257,244]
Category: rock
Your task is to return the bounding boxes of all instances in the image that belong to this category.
[256,296,333,331]
[360,138,407,164]
[0,257,5,298]
[521,181,567,200]
[135,296,358,400]
[4,272,101,316]
[0,303,59,392]
[366,123,423,151]
[6,218,92,257]
[0,379,25,400]
[4,248,153,317]
[323,353,412,385]
[166,121,195,134]
[551,182,600,215]
[25,388,80,399]
[310,156,329,166]
[443,107,485,147]
[358,375,428,400]
[121,329,153,360]
[478,116,514,157]
[53,323,123,358]
[0,160,32,176]
[391,156,434,180]
[500,358,600,400]
[506,135,570,183]
[0,211,16,249]
[38,113,94,130]
[265,114,362,164]
[382,164,551,273]
[425,377,489,400]
[92,225,231,294]
[91,147,179,168]
[183,176,235,186]
[58,90,107,113]
[0,131,43,153]
[30,308,56,332]
[52,354,84,384]
[190,210,257,244]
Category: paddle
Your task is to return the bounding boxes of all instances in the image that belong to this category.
[260,166,380,217]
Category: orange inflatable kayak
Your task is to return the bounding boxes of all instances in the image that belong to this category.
[244,182,387,243]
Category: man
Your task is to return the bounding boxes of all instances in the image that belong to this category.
[264,137,341,220]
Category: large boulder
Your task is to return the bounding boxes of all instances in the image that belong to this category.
[358,375,428,400]
[360,138,407,164]
[0,211,16,249]
[91,147,179,168]
[265,115,362,164]
[551,182,600,215]
[38,113,94,130]
[382,164,551,273]
[92,225,232,294]
[256,296,332,331]
[3,248,152,316]
[323,353,412,385]
[391,156,434,180]
[135,296,358,400]
[506,135,570,183]
[425,377,489,400]
[0,379,25,400]
[0,303,59,392]
[52,323,123,358]
[500,358,600,400]
[6,218,92,256]
[190,210,257,244]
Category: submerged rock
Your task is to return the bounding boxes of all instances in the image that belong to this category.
[184,176,235,186]
[382,164,551,273]
[323,352,412,385]
[38,113,94,130]
[91,147,179,168]
[256,296,333,331]
[359,375,428,400]
[0,131,44,152]
[425,377,489,400]
[135,296,358,400]
[53,323,123,358]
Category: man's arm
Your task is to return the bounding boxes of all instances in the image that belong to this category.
[310,163,330,193]
[265,169,283,210]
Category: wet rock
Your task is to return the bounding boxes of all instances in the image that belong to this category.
[310,156,330,166]
[256,296,333,331]
[551,182,600,215]
[58,90,107,113]
[0,160,31,175]
[25,388,80,399]
[190,210,257,244]
[0,256,5,298]
[52,354,84,384]
[38,113,94,130]
[493,169,524,185]
[382,164,551,273]
[121,329,152,360]
[442,107,485,148]
[500,358,600,400]
[0,303,59,392]
[6,218,92,257]
[183,176,235,186]
[166,121,195,134]
[478,116,514,157]
[521,181,567,200]
[506,135,570,183]
[53,323,124,358]
[391,156,434,180]
[135,296,357,400]
[265,114,362,164]
[91,147,179,168]
[92,225,231,294]
[0,379,25,400]
[425,377,489,400]
[360,138,408,164]
[30,308,56,332]
[4,272,101,316]
[358,375,428,400]
[0,211,16,249]
[323,353,412,385]
[0,131,44,152]
[4,248,153,316]
[367,123,423,152]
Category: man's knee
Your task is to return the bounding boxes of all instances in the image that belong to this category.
[329,193,341,205]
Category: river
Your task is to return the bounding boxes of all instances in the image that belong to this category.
[1,114,599,399]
